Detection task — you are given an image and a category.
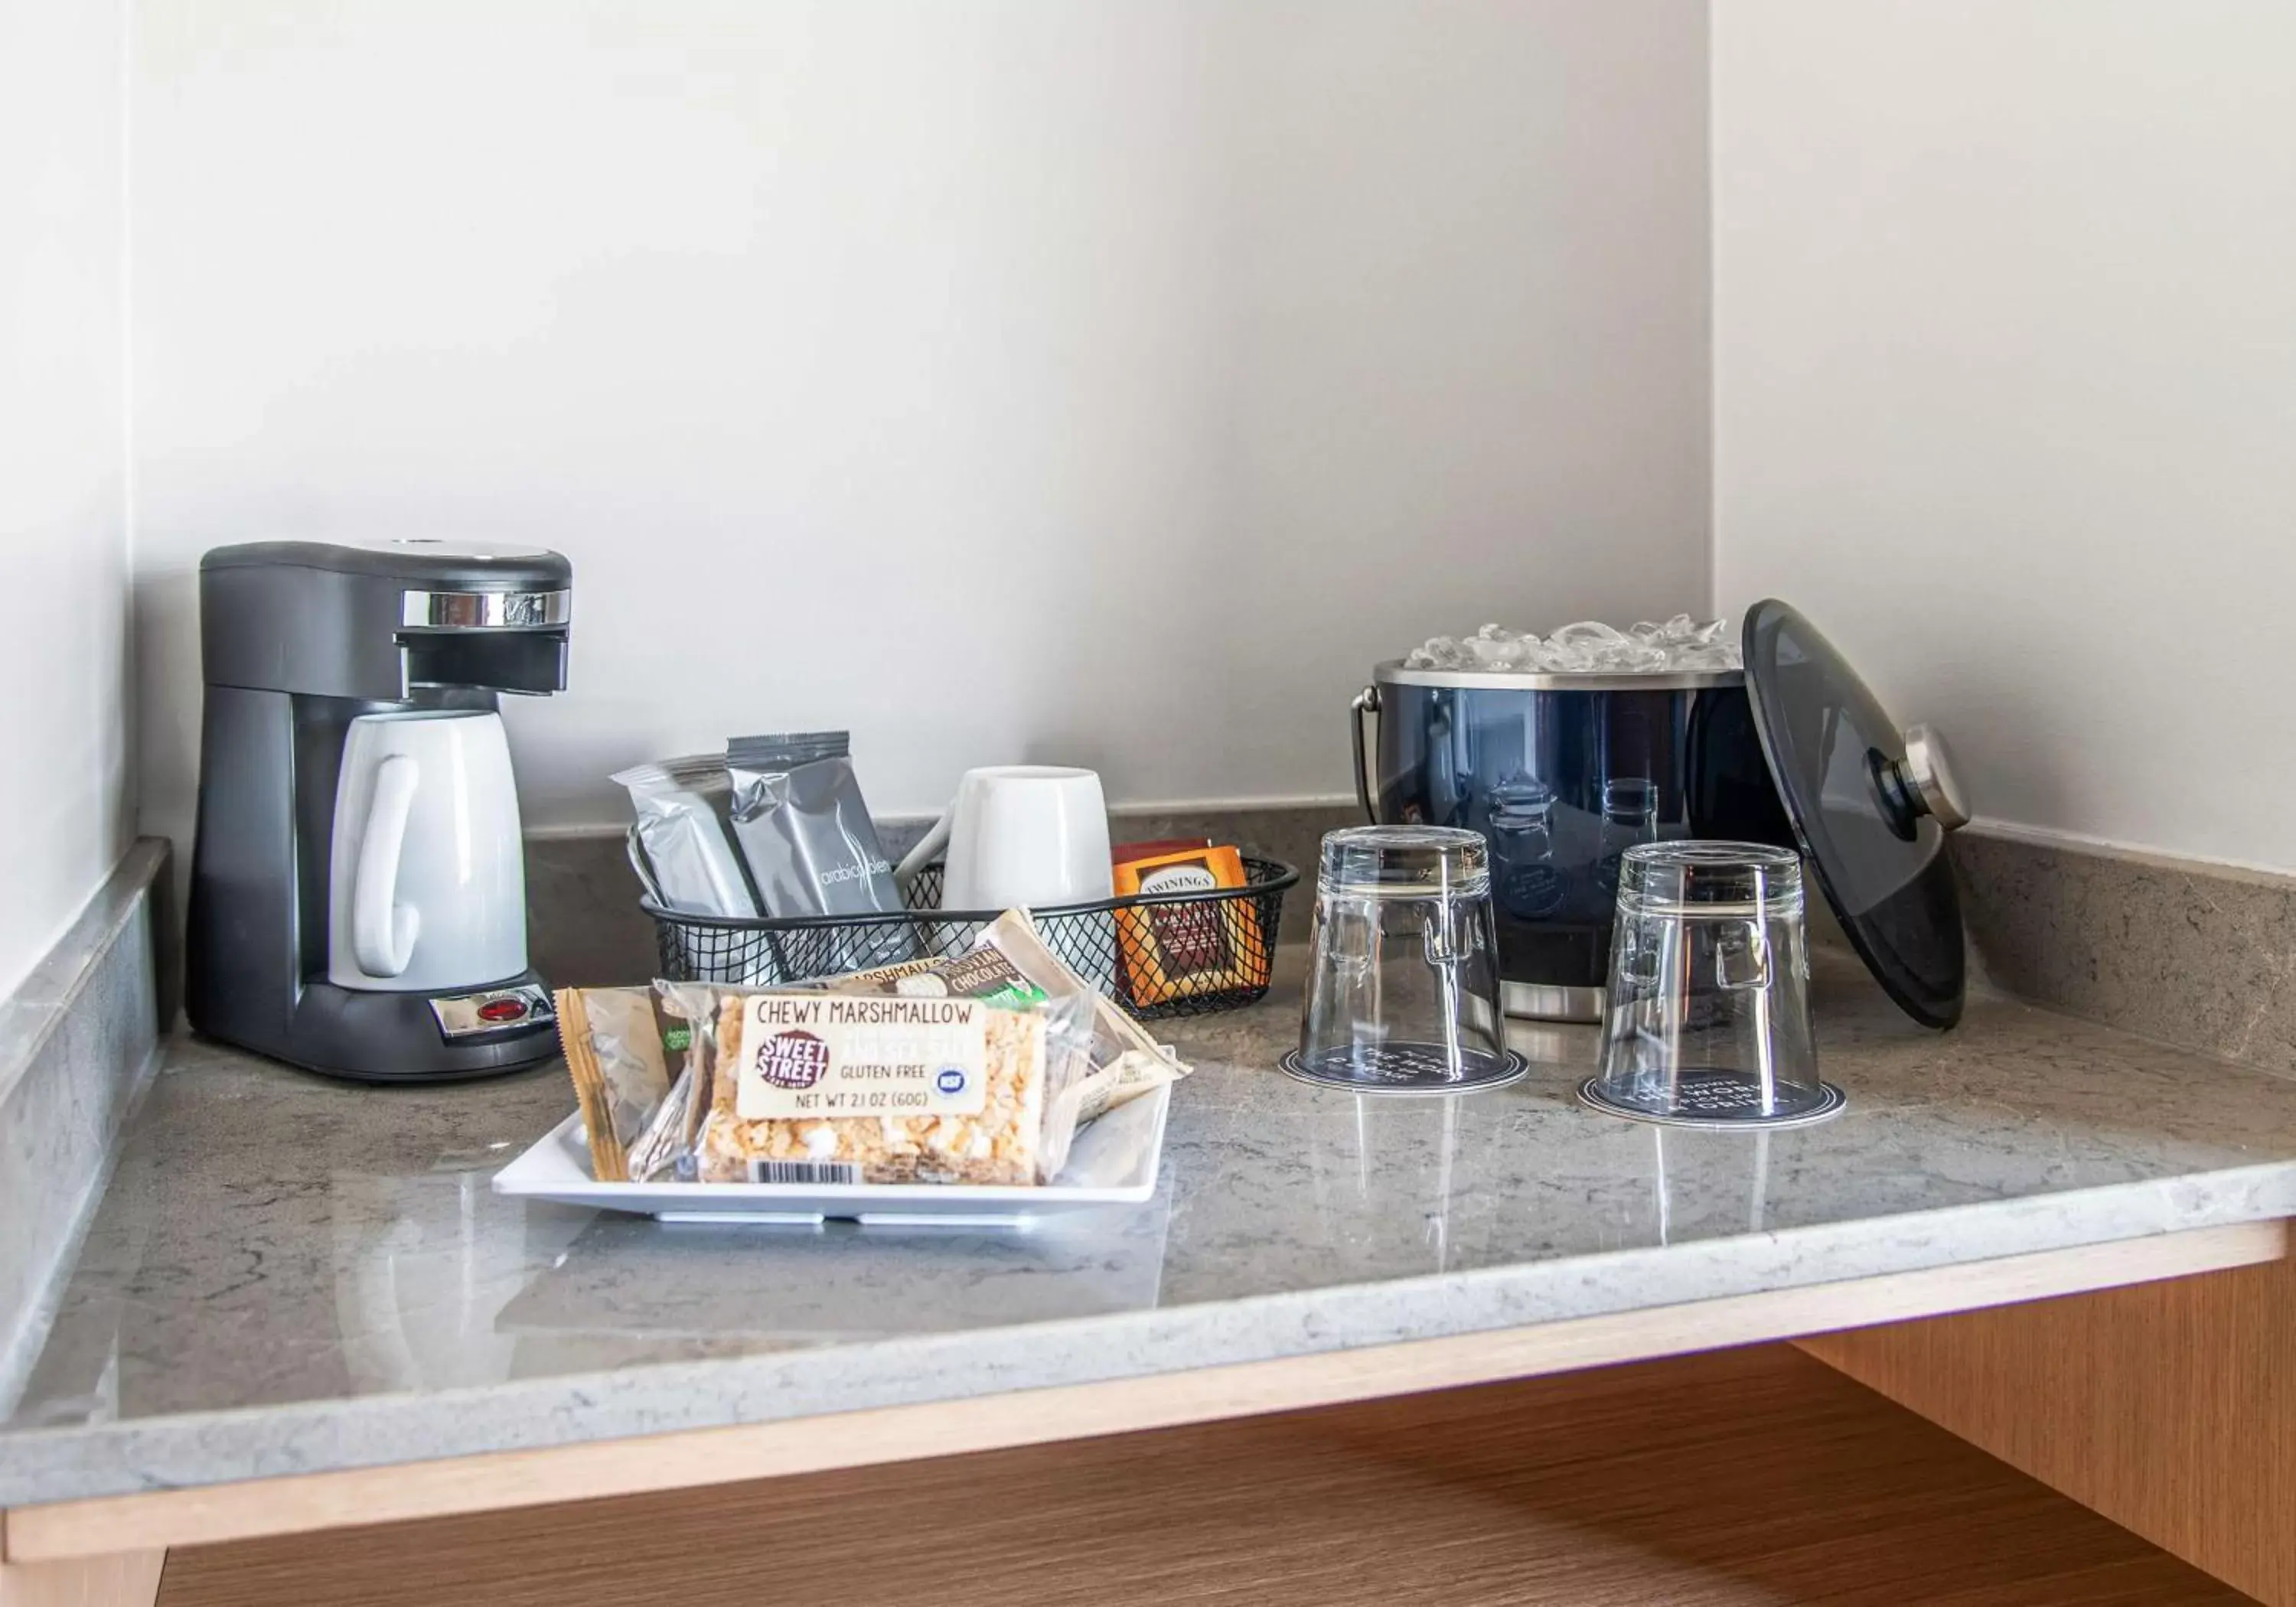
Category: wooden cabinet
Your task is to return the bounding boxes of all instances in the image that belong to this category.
[1805,1250,2294,1604]
[142,1343,2255,1607]
[11,1247,2287,1606]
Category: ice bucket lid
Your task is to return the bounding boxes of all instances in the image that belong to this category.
[1741,599,1966,1029]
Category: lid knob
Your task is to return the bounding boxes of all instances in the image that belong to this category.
[1890,724,1969,831]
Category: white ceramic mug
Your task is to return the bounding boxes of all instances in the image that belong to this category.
[895,766,1113,911]
[328,711,528,992]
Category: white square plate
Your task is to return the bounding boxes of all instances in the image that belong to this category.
[491,1084,1169,1228]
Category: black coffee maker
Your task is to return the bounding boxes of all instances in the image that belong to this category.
[185,539,573,1081]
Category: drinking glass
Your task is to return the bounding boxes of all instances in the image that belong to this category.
[1283,826,1525,1094]
[1581,841,1841,1128]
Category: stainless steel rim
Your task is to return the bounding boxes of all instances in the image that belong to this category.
[400,588,572,629]
[1373,659,1743,693]
[1279,1049,1531,1097]
[1502,981,1604,1022]
[1574,1076,1848,1131]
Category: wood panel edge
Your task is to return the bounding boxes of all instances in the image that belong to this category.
[1796,1234,2294,1605]
[0,1547,165,1607]
[8,1218,2284,1563]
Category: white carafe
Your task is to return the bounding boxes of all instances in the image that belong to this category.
[327,710,529,993]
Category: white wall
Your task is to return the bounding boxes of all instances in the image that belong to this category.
[0,0,132,999]
[1714,2,2296,870]
[131,0,1712,841]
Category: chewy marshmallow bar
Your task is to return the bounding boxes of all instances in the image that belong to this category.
[693,993,1047,1186]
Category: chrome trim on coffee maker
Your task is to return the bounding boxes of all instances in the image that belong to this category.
[400,588,573,629]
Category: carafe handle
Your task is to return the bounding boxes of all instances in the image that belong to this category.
[351,753,422,978]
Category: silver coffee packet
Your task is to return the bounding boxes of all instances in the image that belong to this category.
[612,755,759,919]
[725,732,915,970]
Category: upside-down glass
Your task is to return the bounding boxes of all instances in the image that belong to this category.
[1283,826,1526,1094]
[1580,841,1842,1128]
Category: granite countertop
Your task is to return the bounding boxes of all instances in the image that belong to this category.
[5,954,2296,1509]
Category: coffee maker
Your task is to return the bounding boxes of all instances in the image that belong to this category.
[186,539,572,1081]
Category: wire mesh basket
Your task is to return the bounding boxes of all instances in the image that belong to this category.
[642,856,1300,1021]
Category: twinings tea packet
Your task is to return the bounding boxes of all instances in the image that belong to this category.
[1110,844,1265,1005]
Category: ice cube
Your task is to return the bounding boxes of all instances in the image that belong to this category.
[1404,617,1740,674]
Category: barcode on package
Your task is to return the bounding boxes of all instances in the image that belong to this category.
[748,1159,863,1186]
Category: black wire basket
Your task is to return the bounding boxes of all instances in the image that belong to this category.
[642,856,1300,1021]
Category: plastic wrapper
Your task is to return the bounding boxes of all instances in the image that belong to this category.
[691,990,1053,1185]
[990,909,1190,1122]
[627,1063,699,1182]
[556,986,693,1182]
[724,732,914,971]
[660,915,1099,1185]
[612,757,758,918]
[1052,1081,1166,1188]
[559,914,1182,1190]
[831,911,1189,1126]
